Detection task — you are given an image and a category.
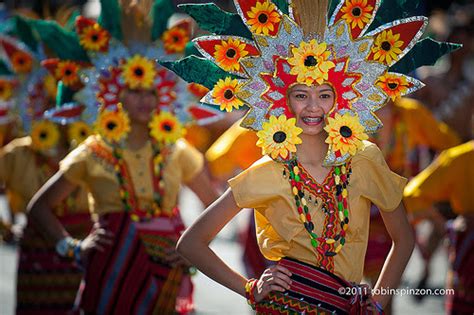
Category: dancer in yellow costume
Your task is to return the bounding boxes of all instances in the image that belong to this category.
[0,17,93,312]
[163,0,459,312]
[404,141,474,314]
[28,1,218,313]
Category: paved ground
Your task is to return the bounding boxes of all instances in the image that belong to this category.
[0,190,449,315]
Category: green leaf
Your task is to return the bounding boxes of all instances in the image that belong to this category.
[0,60,13,76]
[98,0,123,40]
[151,0,175,41]
[179,3,252,39]
[12,15,38,53]
[159,56,240,90]
[273,0,289,15]
[367,0,421,32]
[27,19,89,62]
[390,38,462,74]
[184,42,202,58]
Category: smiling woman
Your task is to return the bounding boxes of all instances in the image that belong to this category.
[162,0,459,313]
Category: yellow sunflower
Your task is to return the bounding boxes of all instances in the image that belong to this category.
[121,55,157,89]
[246,0,281,35]
[11,50,33,73]
[371,30,404,64]
[68,121,93,146]
[324,112,368,156]
[31,120,60,151]
[55,61,80,86]
[256,115,303,160]
[340,0,374,30]
[95,106,131,143]
[288,39,336,86]
[79,23,110,51]
[149,111,185,144]
[213,38,249,72]
[376,73,410,100]
[212,77,244,112]
[0,80,13,101]
[162,27,189,54]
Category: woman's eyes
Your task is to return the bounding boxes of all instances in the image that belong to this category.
[320,93,332,99]
[294,93,307,99]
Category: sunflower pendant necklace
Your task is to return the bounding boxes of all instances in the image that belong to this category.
[284,159,351,259]
[111,140,166,222]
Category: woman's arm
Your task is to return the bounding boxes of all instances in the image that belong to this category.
[373,201,415,307]
[27,171,79,242]
[186,168,220,207]
[28,171,113,257]
[176,188,248,296]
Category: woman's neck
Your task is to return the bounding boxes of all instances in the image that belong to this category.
[296,132,328,166]
[125,122,150,151]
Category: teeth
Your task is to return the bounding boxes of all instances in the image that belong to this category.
[302,117,322,123]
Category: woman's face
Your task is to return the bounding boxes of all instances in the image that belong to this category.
[120,88,158,124]
[287,83,335,135]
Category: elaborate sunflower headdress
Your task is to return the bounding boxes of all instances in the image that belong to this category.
[71,0,223,131]
[163,0,460,165]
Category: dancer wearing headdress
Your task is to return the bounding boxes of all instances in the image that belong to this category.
[28,0,219,314]
[0,16,92,314]
[165,0,459,313]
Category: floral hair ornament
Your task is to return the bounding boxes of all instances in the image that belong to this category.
[162,0,460,165]
[69,0,223,133]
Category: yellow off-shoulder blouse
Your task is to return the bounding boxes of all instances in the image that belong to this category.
[404,140,474,215]
[59,135,204,216]
[228,141,407,283]
[0,136,88,215]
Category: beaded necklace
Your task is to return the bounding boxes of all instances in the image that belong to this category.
[110,140,167,221]
[284,159,351,261]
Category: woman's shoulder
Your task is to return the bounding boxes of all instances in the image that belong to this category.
[351,140,385,166]
[230,155,282,184]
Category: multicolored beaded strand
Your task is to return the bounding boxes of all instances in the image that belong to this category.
[111,141,166,221]
[286,159,351,257]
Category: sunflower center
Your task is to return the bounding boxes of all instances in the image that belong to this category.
[273,131,287,143]
[173,36,180,43]
[381,41,392,51]
[226,48,236,58]
[18,58,25,65]
[134,67,144,77]
[340,126,353,138]
[39,131,48,139]
[80,129,87,137]
[258,13,268,24]
[65,69,73,76]
[107,122,117,130]
[304,55,318,67]
[162,123,173,132]
[91,34,99,42]
[352,7,362,17]
[224,89,234,100]
[387,82,399,90]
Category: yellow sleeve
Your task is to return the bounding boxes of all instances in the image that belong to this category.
[403,151,453,212]
[228,157,279,209]
[177,139,204,183]
[0,145,14,184]
[354,142,407,212]
[0,138,30,184]
[59,143,90,187]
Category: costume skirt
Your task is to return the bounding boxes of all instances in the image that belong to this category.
[256,257,383,315]
[76,210,193,315]
[16,212,91,315]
